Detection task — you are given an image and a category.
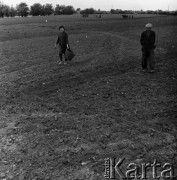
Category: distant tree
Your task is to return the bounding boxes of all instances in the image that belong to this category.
[110,9,119,14]
[30,3,43,16]
[80,8,95,15]
[94,9,108,14]
[0,2,16,18]
[16,2,29,17]
[0,5,3,17]
[147,10,154,14]
[43,4,54,15]
[172,10,177,15]
[2,4,10,17]
[62,5,75,15]
[76,8,81,14]
[54,4,64,15]
[9,6,17,17]
[110,9,115,14]
[76,8,81,12]
[54,5,75,15]
[157,9,163,15]
[110,9,132,14]
[0,1,5,17]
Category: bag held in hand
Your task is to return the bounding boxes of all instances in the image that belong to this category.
[65,49,75,61]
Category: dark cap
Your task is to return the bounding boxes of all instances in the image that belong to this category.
[59,26,65,30]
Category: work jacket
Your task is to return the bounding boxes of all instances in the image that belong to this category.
[140,30,156,49]
[56,31,69,50]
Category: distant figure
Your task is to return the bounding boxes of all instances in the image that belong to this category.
[140,23,156,73]
[55,26,70,65]
[132,15,134,18]
[122,15,128,19]
[82,14,88,18]
[98,14,102,18]
[95,14,102,18]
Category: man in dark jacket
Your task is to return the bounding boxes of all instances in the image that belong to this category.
[140,23,156,73]
[55,26,70,65]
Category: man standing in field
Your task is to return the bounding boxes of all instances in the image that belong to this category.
[55,26,70,65]
[140,23,156,73]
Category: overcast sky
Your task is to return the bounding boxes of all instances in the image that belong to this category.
[5,0,177,11]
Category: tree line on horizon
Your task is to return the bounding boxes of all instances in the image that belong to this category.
[0,1,177,18]
[110,9,177,15]
[0,2,77,17]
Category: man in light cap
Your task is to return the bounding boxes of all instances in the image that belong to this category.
[140,23,156,72]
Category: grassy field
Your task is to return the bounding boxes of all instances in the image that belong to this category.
[0,14,177,179]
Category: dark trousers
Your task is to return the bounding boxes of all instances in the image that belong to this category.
[59,47,67,61]
[142,48,155,70]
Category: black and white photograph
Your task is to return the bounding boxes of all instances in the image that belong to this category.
[0,0,177,179]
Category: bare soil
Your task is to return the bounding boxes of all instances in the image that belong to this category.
[0,15,177,180]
